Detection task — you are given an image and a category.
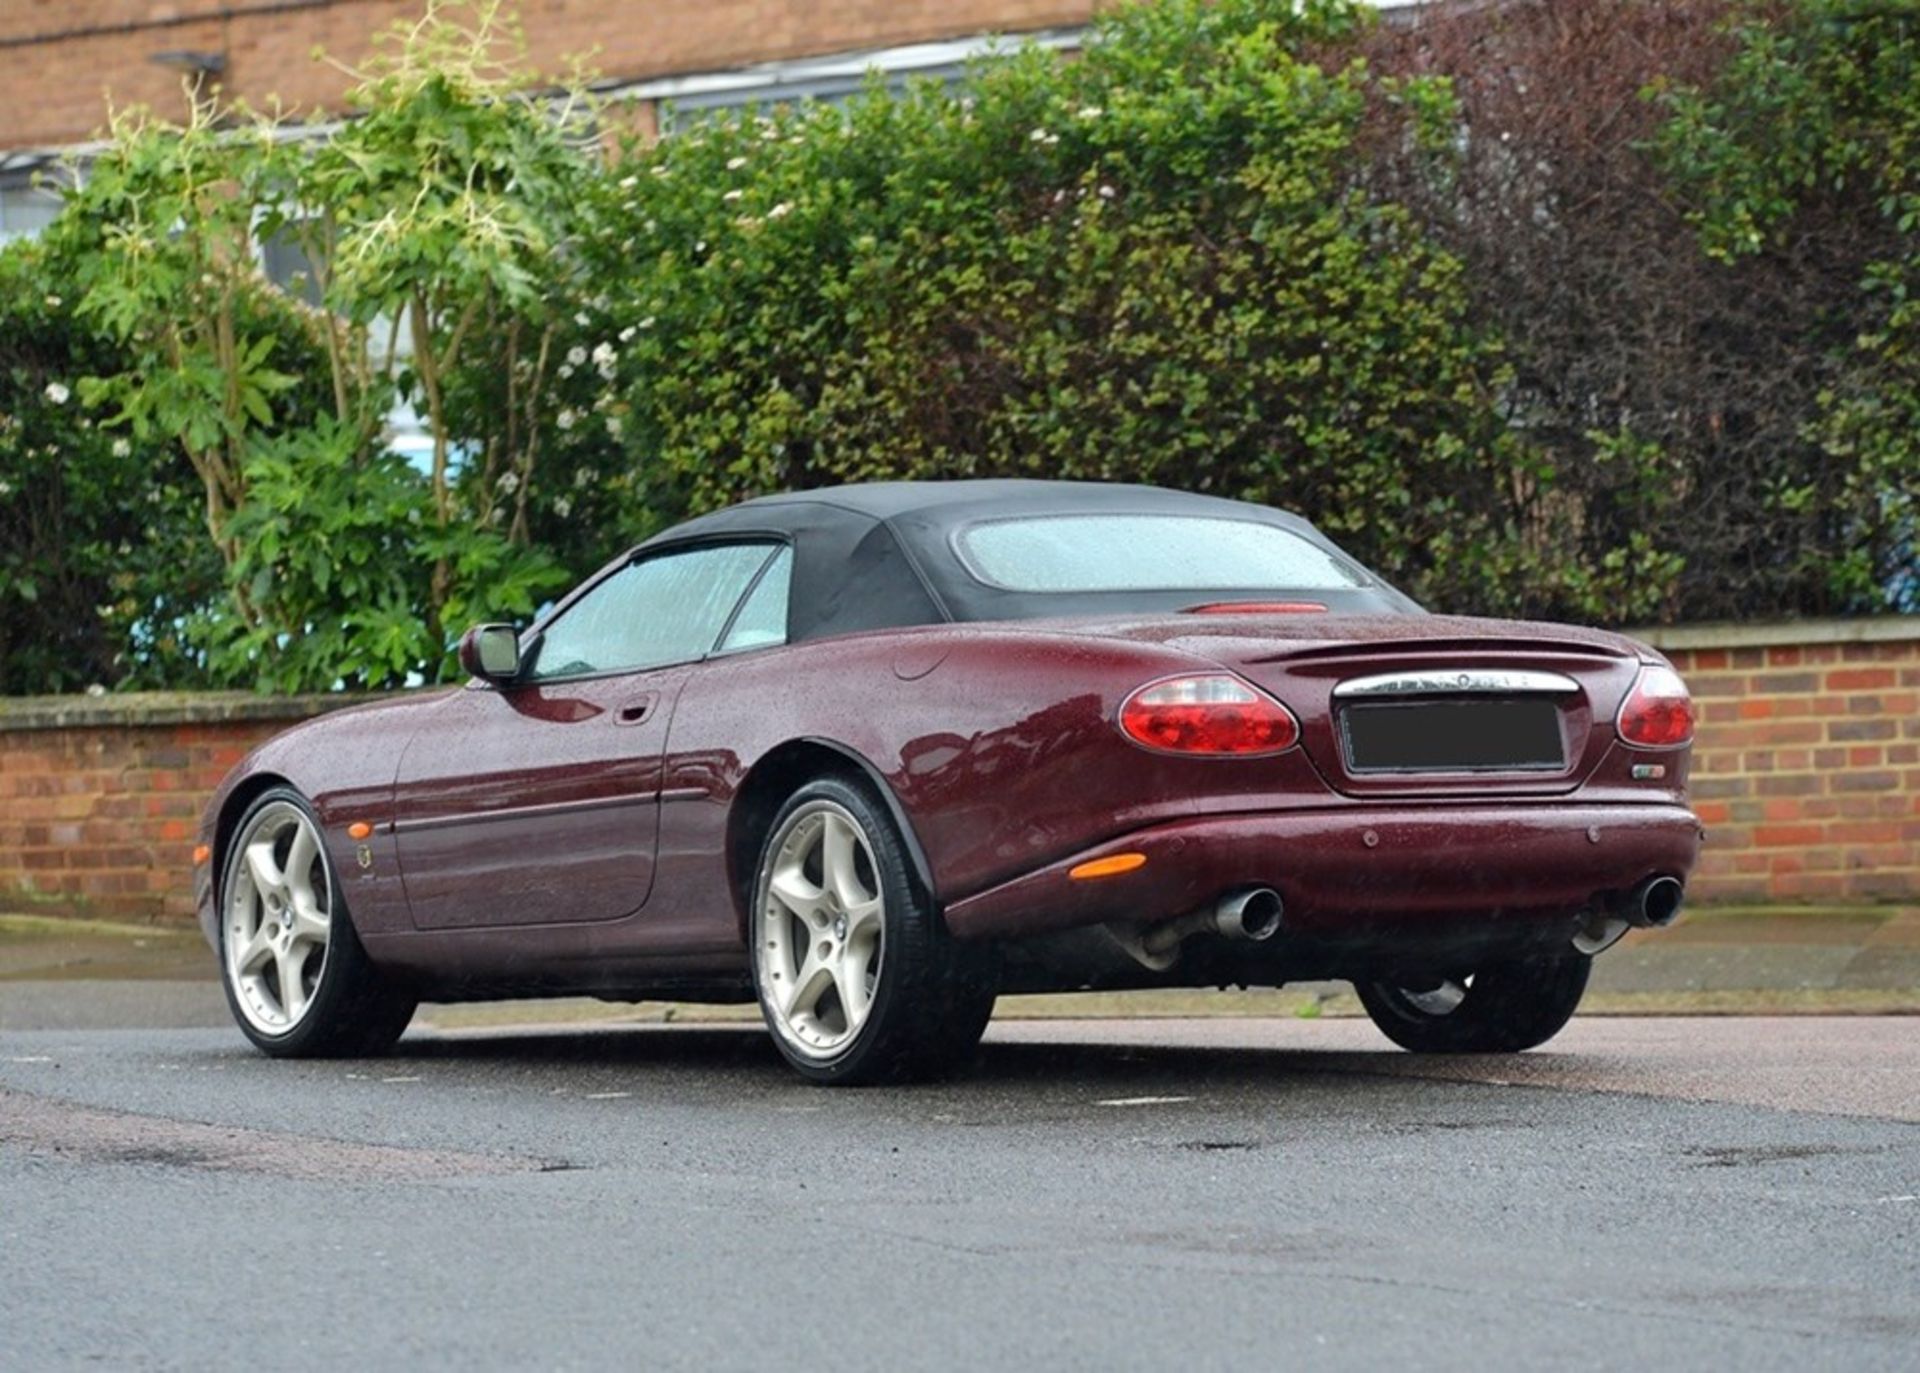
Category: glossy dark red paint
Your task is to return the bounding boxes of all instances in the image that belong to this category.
[198,608,1700,1003]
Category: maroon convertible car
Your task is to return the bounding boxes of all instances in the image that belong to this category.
[197,480,1701,1083]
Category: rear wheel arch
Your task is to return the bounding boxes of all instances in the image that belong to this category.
[726,739,937,937]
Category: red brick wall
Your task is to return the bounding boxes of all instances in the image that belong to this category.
[0,0,1101,152]
[1647,624,1920,904]
[0,695,367,923]
[2,619,1915,924]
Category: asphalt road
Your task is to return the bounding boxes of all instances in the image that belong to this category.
[3,1006,1917,1372]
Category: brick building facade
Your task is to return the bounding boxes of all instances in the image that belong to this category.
[1,1,1100,201]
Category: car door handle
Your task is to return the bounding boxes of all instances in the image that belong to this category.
[616,694,657,726]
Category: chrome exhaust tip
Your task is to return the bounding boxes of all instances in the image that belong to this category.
[1578,876,1685,954]
[1130,887,1286,964]
[1627,875,1685,929]
[1214,887,1283,942]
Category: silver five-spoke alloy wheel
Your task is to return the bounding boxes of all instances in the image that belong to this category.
[756,800,885,1060]
[224,799,333,1036]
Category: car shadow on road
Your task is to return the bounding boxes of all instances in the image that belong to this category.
[393,1021,1554,1099]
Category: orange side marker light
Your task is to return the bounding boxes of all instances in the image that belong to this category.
[1069,852,1148,881]
[191,844,212,866]
[347,821,373,841]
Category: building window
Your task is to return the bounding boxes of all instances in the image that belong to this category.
[0,179,63,243]
[602,29,1086,134]
[260,222,324,307]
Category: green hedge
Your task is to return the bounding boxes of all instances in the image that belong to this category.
[572,0,1608,618]
[1,0,1913,695]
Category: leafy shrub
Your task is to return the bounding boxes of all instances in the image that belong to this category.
[1364,0,1914,621]
[1655,0,1919,613]
[0,242,223,692]
[33,0,577,689]
[5,0,1915,700]
[578,0,1578,614]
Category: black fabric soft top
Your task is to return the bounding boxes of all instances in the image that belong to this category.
[637,479,1422,644]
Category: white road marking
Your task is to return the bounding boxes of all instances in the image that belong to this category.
[381,1075,422,1084]
[1095,1095,1194,1107]
[5,1056,53,1064]
[584,1091,632,1100]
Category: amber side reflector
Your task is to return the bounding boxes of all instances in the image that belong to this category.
[347,821,373,841]
[191,844,212,866]
[1069,852,1148,881]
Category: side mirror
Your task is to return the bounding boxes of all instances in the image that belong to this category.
[458,624,522,683]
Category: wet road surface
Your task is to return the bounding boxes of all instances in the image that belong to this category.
[4,1011,1917,1371]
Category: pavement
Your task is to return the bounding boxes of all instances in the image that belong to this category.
[3,904,1917,1033]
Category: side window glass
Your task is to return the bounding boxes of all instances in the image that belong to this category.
[527,543,775,680]
[718,547,792,653]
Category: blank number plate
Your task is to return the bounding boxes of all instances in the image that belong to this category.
[1342,698,1565,773]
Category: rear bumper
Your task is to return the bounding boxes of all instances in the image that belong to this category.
[941,803,1702,942]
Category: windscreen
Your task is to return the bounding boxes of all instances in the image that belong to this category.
[956,514,1367,593]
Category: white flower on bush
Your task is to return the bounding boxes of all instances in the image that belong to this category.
[556,408,577,431]
[0,479,12,496]
[591,342,618,380]
[557,363,575,380]
[1077,106,1104,120]
[1098,184,1116,200]
[638,316,655,330]
[497,471,521,494]
[44,294,61,308]
[566,345,588,366]
[43,381,70,405]
[573,466,592,489]
[768,202,793,220]
[726,156,748,171]
[619,325,638,343]
[574,312,592,327]
[604,415,623,439]
[1030,128,1049,142]
[723,189,743,203]
[553,495,573,518]
[618,175,639,189]
[111,437,131,457]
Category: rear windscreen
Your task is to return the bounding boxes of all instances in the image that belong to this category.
[955,515,1366,593]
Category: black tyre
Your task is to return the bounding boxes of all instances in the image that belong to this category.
[1356,954,1591,1054]
[750,776,996,1085]
[217,786,417,1057]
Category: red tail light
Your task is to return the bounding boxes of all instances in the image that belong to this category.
[1119,675,1300,756]
[1617,665,1694,749]
[1186,601,1328,614]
